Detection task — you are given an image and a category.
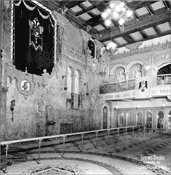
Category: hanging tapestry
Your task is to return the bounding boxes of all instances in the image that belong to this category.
[14,0,55,75]
[29,17,44,51]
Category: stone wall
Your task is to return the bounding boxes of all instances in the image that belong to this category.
[0,1,105,141]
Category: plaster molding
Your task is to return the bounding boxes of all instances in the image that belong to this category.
[80,29,91,42]
[110,40,171,60]
[52,10,68,28]
[6,65,36,99]
[110,64,126,75]
[126,60,144,72]
[154,54,170,68]
[94,39,104,49]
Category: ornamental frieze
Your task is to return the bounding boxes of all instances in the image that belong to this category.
[110,40,171,60]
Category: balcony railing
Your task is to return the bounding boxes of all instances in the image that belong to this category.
[157,74,171,85]
[99,79,135,94]
[0,124,143,172]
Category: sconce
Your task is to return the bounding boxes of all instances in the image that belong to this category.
[62,74,67,79]
[161,103,165,108]
[64,86,68,91]
[84,82,89,96]
[62,71,68,90]
[10,100,15,121]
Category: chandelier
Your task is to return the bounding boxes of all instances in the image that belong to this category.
[101,1,133,27]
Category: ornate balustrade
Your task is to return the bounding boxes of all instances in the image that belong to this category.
[157,74,171,85]
[99,79,135,94]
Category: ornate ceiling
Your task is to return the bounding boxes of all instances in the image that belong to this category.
[38,0,171,48]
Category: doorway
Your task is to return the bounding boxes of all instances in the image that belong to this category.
[168,110,171,130]
[103,106,108,129]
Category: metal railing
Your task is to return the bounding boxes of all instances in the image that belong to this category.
[1,124,146,173]
[157,74,171,85]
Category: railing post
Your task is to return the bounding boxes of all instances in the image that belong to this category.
[96,131,98,139]
[144,124,146,135]
[81,134,84,145]
[3,144,9,172]
[38,139,42,164]
[63,136,65,147]
[108,129,110,136]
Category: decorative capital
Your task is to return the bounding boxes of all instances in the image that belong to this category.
[80,29,91,42]
[52,11,68,28]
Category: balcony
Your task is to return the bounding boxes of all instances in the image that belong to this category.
[99,79,135,94]
[157,74,171,85]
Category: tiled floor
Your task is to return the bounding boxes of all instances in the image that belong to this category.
[1,130,171,175]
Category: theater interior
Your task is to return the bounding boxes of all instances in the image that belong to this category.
[0,0,171,174]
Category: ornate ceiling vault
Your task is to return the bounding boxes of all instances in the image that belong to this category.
[36,0,171,48]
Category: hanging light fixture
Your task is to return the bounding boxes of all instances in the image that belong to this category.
[102,0,133,50]
[101,1,133,27]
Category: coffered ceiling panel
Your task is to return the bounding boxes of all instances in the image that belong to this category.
[40,0,171,48]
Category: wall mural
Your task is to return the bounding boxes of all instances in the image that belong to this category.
[38,94,47,114]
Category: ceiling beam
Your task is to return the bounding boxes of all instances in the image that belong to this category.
[122,35,135,44]
[100,9,171,42]
[127,1,154,11]
[65,1,84,9]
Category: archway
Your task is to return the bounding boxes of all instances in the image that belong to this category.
[146,111,152,129]
[157,64,171,85]
[117,111,125,127]
[168,110,171,130]
[136,112,143,125]
[157,111,164,129]
[103,106,108,129]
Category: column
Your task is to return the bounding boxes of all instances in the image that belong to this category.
[0,51,8,141]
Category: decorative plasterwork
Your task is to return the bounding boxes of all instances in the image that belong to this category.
[80,29,91,42]
[52,10,68,28]
[154,54,170,68]
[110,40,171,60]
[6,66,35,99]
[94,39,104,49]
[62,43,85,63]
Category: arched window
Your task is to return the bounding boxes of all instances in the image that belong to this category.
[157,111,164,129]
[72,70,81,109]
[66,67,73,108]
[67,67,72,93]
[88,39,95,58]
[157,64,171,85]
[74,70,80,94]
